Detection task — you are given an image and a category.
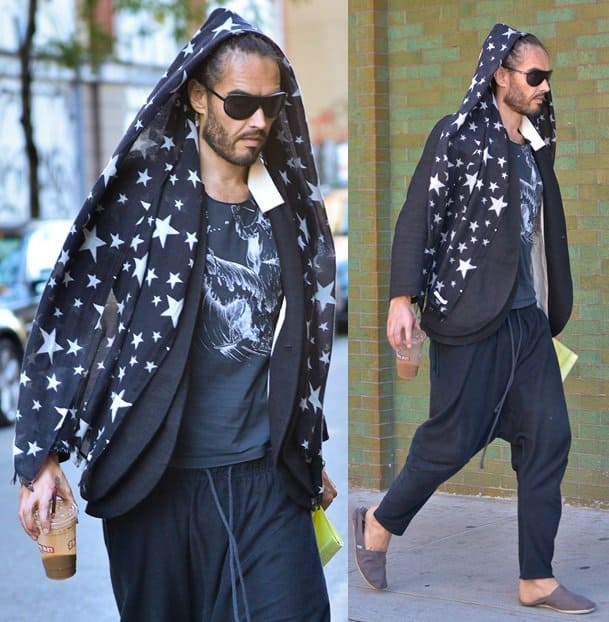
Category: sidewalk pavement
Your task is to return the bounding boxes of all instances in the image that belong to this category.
[348,489,609,622]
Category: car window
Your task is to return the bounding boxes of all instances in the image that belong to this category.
[24,222,69,284]
[0,246,22,289]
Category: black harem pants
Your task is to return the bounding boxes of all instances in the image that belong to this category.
[103,453,330,621]
[375,305,572,579]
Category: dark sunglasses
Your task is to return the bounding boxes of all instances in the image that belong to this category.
[502,65,553,87]
[204,84,287,120]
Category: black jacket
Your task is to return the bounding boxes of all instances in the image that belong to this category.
[390,118,572,345]
[84,203,316,518]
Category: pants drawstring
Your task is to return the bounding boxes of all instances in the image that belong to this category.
[479,312,523,469]
[205,467,252,622]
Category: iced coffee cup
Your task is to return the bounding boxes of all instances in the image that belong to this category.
[34,498,78,580]
[395,328,426,379]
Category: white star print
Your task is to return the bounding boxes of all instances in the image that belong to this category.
[101,155,118,186]
[66,339,83,356]
[429,174,446,195]
[457,258,477,279]
[166,272,183,289]
[131,333,143,349]
[27,441,43,457]
[453,112,467,129]
[153,215,179,248]
[306,181,323,202]
[314,281,335,312]
[110,233,124,248]
[20,372,30,386]
[136,169,152,186]
[133,253,148,286]
[36,327,64,362]
[185,231,198,250]
[110,390,132,422]
[87,273,101,288]
[212,16,235,38]
[46,374,61,391]
[187,169,201,187]
[161,295,184,327]
[489,195,507,217]
[79,226,106,261]
[307,383,323,413]
[464,173,478,192]
[54,407,69,431]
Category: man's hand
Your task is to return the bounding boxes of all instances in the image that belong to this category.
[387,295,420,352]
[18,454,76,540]
[321,469,337,510]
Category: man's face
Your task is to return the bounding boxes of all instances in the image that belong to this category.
[502,44,551,117]
[201,52,281,167]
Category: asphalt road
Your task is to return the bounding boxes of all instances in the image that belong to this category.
[0,334,347,621]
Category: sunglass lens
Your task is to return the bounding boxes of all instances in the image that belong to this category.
[528,70,552,87]
[224,94,286,120]
[225,97,257,120]
[262,93,286,118]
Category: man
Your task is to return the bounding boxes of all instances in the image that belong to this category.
[15,9,336,621]
[353,24,595,616]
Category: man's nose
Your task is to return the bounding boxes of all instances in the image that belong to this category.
[248,106,267,127]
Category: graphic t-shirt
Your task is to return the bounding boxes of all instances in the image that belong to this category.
[171,195,282,468]
[510,141,543,309]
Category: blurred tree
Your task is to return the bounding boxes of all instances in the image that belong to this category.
[18,0,40,221]
[18,0,212,219]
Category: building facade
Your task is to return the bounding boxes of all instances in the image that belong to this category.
[1,0,346,224]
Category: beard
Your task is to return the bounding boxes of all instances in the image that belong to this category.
[201,105,268,167]
[504,84,546,117]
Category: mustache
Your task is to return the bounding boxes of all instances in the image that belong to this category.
[238,130,268,141]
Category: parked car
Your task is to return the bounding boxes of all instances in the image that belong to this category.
[0,219,72,425]
[324,188,348,334]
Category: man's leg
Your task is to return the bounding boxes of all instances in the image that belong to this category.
[102,469,196,622]
[197,455,330,622]
[495,308,571,604]
[373,325,516,537]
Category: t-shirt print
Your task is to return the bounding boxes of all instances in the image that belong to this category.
[201,198,282,361]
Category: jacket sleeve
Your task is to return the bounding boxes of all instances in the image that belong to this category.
[389,119,447,301]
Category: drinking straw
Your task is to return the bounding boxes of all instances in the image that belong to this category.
[50,476,60,517]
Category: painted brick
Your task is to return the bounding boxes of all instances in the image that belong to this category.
[537,8,575,23]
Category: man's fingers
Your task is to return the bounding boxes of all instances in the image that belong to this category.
[18,490,40,540]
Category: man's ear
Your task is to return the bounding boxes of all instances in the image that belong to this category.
[494,65,509,89]
[188,79,207,115]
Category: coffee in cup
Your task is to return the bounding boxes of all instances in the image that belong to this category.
[395,328,426,379]
[35,498,78,580]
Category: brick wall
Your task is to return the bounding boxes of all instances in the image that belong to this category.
[349,0,609,507]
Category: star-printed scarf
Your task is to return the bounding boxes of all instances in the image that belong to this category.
[14,8,335,484]
[421,23,555,316]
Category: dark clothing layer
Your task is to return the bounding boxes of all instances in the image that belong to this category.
[171,197,281,469]
[85,200,317,517]
[510,141,542,310]
[103,454,330,622]
[389,118,572,345]
[375,305,571,578]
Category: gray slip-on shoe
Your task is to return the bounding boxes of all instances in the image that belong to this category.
[520,585,596,615]
[352,506,387,590]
